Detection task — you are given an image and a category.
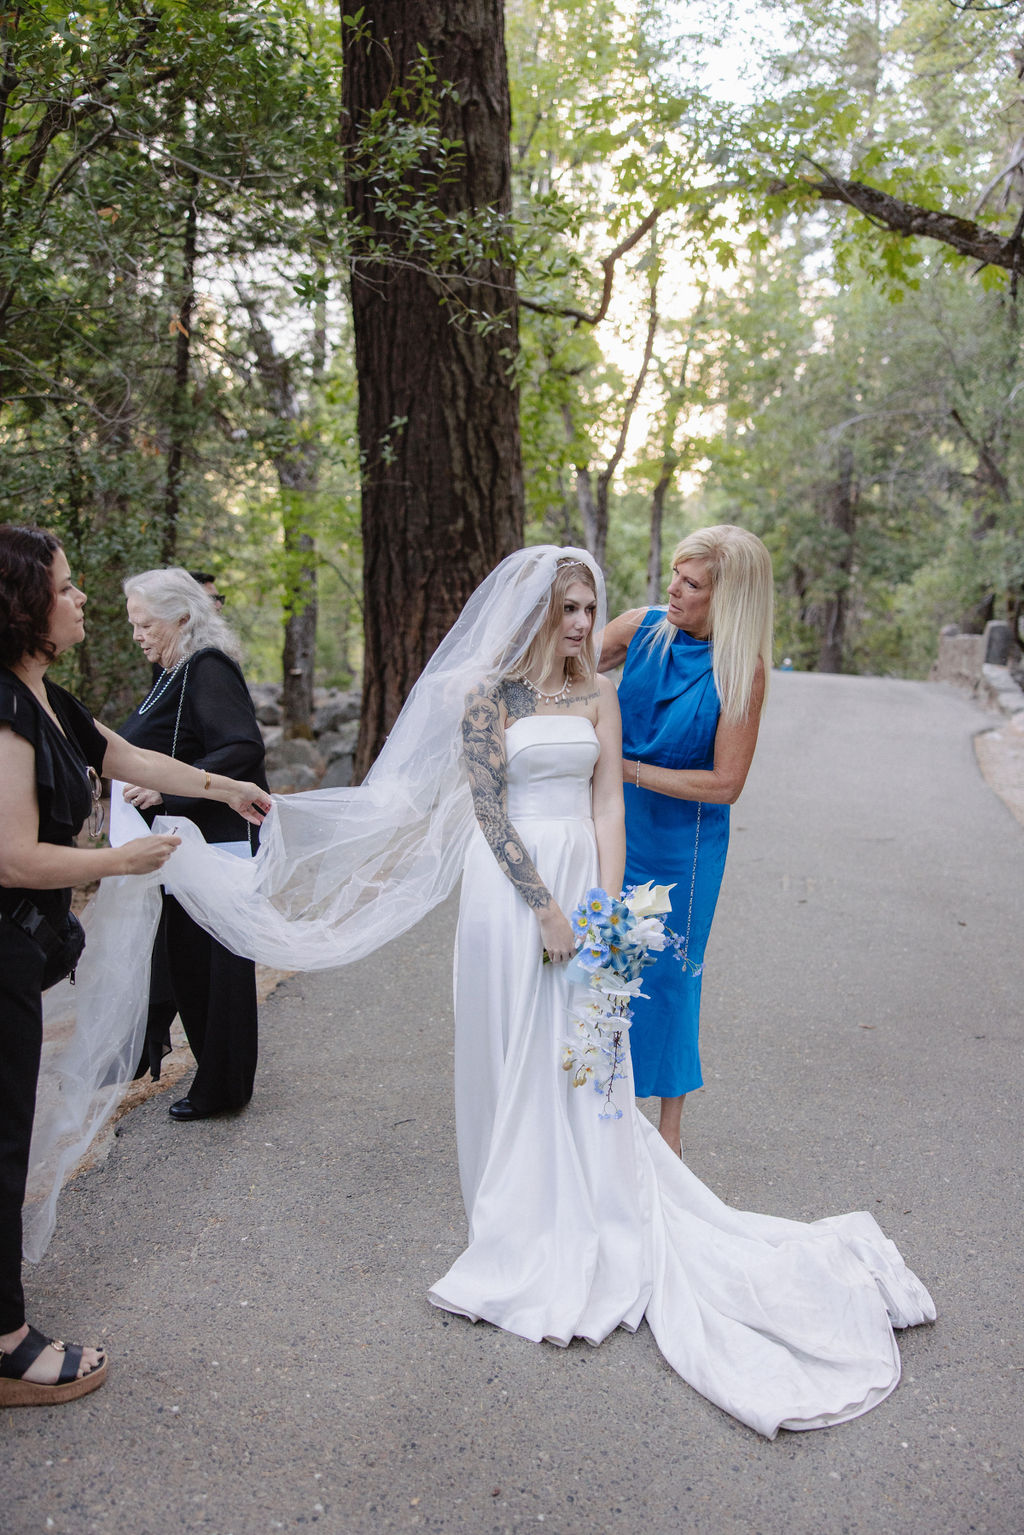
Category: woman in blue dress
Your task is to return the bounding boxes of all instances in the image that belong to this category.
[599,526,774,1157]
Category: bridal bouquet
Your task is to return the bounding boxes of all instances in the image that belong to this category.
[561,882,676,1119]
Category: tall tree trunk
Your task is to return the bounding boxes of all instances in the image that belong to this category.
[280,296,325,740]
[566,256,659,575]
[280,518,319,739]
[161,170,198,566]
[646,463,672,605]
[949,406,1011,633]
[646,289,707,603]
[593,279,658,574]
[817,444,857,673]
[342,1,523,778]
[242,296,322,738]
[575,464,599,556]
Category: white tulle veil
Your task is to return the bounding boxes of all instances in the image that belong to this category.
[26,545,605,1258]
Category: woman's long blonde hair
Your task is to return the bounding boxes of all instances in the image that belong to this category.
[508,558,599,689]
[653,525,774,725]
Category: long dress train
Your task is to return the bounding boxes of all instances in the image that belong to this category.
[428,716,934,1439]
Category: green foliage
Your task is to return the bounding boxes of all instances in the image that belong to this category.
[0,0,355,709]
[5,0,1024,706]
[505,0,1024,673]
[691,243,1024,672]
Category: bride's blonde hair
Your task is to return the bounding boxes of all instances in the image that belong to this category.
[651,525,773,725]
[508,558,598,689]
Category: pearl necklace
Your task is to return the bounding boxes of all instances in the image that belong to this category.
[523,670,572,705]
[137,657,186,714]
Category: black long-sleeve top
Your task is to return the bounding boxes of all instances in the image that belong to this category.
[118,647,268,846]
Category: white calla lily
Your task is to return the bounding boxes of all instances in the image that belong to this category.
[625,881,675,918]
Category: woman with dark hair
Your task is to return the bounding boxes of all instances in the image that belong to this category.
[0,527,270,1406]
[118,567,269,1119]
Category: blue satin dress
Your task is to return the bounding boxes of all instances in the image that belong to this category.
[619,610,730,1097]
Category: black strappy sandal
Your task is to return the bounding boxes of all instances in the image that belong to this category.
[0,1324,108,1406]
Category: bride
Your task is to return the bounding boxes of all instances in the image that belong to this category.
[36,545,934,1436]
[422,548,934,1438]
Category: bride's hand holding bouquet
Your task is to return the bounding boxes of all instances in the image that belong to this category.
[561,882,676,1117]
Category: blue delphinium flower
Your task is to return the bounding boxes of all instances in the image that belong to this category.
[578,940,611,971]
[584,888,613,919]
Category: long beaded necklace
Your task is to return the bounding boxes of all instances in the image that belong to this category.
[522,668,573,705]
[137,656,186,715]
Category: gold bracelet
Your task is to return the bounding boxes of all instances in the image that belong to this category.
[202,770,212,791]
[635,759,640,788]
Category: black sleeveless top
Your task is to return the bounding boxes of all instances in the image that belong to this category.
[0,668,108,925]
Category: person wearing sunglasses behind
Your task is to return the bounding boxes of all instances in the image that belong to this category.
[188,570,225,609]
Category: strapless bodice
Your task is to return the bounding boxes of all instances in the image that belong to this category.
[504,716,598,821]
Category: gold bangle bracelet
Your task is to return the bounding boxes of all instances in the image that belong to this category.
[202,770,212,791]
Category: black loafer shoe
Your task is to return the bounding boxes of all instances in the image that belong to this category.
[168,1096,216,1121]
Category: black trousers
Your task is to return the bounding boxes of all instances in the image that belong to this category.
[159,894,258,1112]
[0,922,46,1334]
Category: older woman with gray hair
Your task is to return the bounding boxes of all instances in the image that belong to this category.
[119,567,268,1120]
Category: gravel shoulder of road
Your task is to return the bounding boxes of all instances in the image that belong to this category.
[974,704,1024,827]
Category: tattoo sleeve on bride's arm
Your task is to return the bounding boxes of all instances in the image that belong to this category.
[462,685,552,911]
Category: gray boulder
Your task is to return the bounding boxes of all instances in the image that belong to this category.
[314,691,362,735]
[265,736,325,776]
[267,762,321,793]
[319,754,354,789]
[317,722,360,763]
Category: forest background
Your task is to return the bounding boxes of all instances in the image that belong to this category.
[1,0,1022,773]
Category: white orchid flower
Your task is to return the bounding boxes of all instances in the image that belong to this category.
[598,976,648,1002]
[629,916,669,950]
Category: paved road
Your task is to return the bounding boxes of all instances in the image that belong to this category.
[8,673,1023,1535]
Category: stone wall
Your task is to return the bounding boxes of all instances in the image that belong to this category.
[930,630,987,690]
[931,621,1024,718]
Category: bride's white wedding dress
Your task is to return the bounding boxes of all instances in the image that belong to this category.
[428,716,935,1438]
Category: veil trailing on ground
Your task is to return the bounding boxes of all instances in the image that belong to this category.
[26,545,605,1259]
